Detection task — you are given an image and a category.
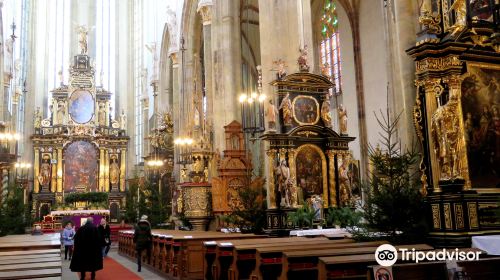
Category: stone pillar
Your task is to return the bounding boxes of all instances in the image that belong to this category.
[198,0,214,149]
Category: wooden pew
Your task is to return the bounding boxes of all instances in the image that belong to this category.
[224,239,356,280]
[171,233,262,280]
[0,261,62,272]
[211,237,329,280]
[278,243,431,280]
[0,268,62,280]
[0,240,61,252]
[0,255,61,265]
[0,249,60,257]
[318,246,481,280]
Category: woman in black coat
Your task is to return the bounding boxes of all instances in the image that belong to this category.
[70,217,103,280]
[98,218,111,257]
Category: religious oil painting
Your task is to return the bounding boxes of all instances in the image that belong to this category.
[64,141,98,192]
[69,90,94,124]
[296,145,324,202]
[461,65,500,188]
[292,96,320,125]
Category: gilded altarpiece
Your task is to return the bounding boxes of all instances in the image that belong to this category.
[31,53,129,220]
[408,0,500,247]
[262,72,355,236]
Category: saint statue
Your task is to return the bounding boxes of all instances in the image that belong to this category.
[76,25,89,54]
[450,0,466,36]
[298,45,310,72]
[279,93,293,126]
[98,103,107,126]
[109,156,120,189]
[265,99,279,131]
[38,155,52,190]
[275,159,292,208]
[34,107,42,129]
[57,101,66,125]
[338,104,348,135]
[273,59,287,80]
[431,90,464,180]
[321,100,332,127]
[120,110,127,130]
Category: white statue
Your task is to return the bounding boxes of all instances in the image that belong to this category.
[275,159,292,208]
[34,107,42,129]
[120,110,127,130]
[76,25,89,54]
[145,42,158,80]
[266,99,279,131]
[57,101,66,125]
[338,104,348,135]
[98,103,106,126]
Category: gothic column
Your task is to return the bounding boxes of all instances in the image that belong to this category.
[198,0,214,148]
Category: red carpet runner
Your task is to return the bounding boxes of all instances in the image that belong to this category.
[77,257,142,280]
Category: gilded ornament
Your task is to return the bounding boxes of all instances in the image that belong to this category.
[467,202,479,229]
[444,203,452,229]
[454,204,464,229]
[432,204,441,229]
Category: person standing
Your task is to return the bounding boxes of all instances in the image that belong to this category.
[70,217,103,280]
[62,222,76,260]
[98,218,111,257]
[133,215,152,272]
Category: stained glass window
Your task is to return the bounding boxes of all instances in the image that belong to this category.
[319,0,342,95]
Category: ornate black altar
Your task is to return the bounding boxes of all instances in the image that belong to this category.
[408,0,500,246]
[262,71,355,236]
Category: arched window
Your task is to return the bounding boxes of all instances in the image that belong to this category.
[319,0,341,95]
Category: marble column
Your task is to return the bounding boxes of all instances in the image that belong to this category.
[34,148,40,193]
[56,148,63,193]
[120,148,126,192]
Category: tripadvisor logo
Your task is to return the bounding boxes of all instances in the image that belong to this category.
[374,244,481,267]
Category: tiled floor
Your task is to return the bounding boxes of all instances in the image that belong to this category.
[62,248,163,280]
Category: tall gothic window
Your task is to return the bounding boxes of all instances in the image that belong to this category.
[319,0,342,95]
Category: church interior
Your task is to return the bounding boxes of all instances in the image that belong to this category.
[0,0,499,279]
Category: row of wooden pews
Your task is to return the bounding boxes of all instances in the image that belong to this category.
[118,229,265,279]
[0,233,62,280]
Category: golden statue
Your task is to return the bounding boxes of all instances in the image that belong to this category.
[109,156,120,187]
[38,155,52,189]
[321,99,332,127]
[450,0,466,36]
[431,90,464,180]
[279,93,293,126]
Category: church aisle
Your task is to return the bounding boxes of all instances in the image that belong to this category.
[62,248,162,280]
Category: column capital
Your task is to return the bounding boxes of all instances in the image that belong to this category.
[170,52,179,65]
[197,0,213,26]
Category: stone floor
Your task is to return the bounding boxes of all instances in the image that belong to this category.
[62,247,163,280]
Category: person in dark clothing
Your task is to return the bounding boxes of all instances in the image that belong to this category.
[70,217,103,280]
[98,218,111,257]
[133,215,152,272]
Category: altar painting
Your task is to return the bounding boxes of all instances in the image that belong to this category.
[292,96,319,125]
[295,145,326,202]
[461,65,500,188]
[64,141,98,192]
[69,90,94,124]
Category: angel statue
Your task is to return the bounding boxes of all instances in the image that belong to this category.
[272,59,287,80]
[449,0,466,36]
[321,99,332,127]
[279,93,293,126]
[76,25,90,54]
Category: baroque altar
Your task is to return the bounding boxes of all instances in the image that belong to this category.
[31,48,129,221]
[408,0,500,246]
[262,70,355,236]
